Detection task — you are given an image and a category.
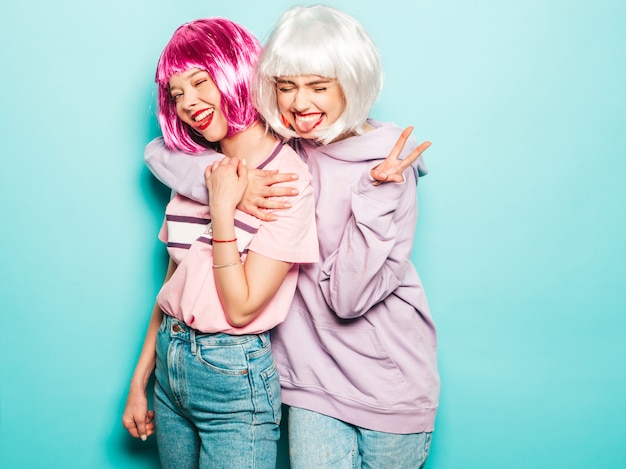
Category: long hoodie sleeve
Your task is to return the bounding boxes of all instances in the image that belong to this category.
[319,166,419,319]
[144,137,216,204]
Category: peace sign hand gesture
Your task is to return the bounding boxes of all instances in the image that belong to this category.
[370,126,431,186]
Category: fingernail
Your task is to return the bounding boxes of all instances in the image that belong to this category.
[291,190,299,195]
[141,435,147,441]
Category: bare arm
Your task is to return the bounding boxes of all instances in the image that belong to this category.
[207,157,292,327]
[122,258,177,440]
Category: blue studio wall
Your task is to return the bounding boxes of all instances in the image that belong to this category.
[1,0,625,468]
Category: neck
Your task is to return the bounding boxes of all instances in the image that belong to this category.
[328,121,375,143]
[219,121,277,168]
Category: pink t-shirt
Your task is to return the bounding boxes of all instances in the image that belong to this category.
[156,143,318,334]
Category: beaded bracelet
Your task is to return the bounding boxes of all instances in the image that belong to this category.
[212,238,237,243]
[212,261,243,269]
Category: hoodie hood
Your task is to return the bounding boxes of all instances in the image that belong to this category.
[296,119,428,178]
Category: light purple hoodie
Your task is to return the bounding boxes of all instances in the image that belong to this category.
[145,120,439,433]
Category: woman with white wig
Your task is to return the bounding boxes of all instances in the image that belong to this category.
[145,5,440,468]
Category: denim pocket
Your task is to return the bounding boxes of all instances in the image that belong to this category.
[196,343,249,375]
[260,359,282,425]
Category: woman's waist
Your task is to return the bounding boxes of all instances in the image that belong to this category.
[161,314,269,346]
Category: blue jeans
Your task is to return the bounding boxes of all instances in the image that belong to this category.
[288,407,432,469]
[154,315,281,469]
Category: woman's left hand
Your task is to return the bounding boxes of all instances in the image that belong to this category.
[370,126,431,185]
[206,156,249,215]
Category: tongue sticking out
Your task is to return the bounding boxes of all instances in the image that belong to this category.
[295,113,323,134]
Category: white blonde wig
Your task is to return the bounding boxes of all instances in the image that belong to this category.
[254,5,383,144]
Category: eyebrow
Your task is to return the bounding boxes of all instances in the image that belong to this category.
[276,77,334,86]
[187,69,208,79]
[169,69,208,91]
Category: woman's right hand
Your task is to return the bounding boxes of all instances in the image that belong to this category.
[370,126,431,185]
[206,157,249,217]
[122,386,154,441]
[238,168,300,221]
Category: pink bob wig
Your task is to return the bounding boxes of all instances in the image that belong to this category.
[155,18,262,153]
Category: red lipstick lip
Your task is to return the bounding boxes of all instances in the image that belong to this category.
[192,109,213,130]
[192,108,210,119]
[295,112,323,119]
[198,115,212,130]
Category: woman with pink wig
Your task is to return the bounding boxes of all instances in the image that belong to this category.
[121,18,317,469]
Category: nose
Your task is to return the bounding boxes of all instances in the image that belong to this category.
[292,88,309,112]
[180,89,199,110]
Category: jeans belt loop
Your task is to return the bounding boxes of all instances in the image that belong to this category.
[190,328,197,356]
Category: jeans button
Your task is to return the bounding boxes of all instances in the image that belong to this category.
[172,324,183,332]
